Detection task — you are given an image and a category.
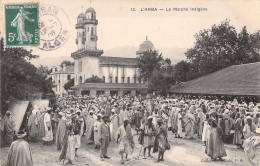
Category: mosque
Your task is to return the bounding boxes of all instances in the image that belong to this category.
[70,7,157,96]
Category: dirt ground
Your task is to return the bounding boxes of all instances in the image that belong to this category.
[0,130,249,166]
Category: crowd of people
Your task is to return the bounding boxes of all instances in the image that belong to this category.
[1,94,260,165]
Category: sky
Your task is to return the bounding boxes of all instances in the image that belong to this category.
[1,0,260,61]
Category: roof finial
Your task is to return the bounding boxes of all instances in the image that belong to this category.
[90,0,92,6]
[81,5,83,12]
[146,36,148,40]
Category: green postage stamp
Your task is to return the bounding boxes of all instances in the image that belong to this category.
[5,3,39,46]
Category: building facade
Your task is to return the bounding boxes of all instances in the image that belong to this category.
[50,64,74,94]
[71,7,156,96]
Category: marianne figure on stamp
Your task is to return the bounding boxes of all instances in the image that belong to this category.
[11,6,34,44]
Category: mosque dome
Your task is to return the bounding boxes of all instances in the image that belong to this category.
[77,12,86,18]
[86,7,96,13]
[137,37,155,54]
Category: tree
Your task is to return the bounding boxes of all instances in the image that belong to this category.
[186,19,238,76]
[1,38,54,114]
[61,60,73,67]
[249,30,260,62]
[174,61,192,82]
[84,75,104,83]
[137,50,163,81]
[236,27,260,64]
[165,58,171,65]
[183,20,260,81]
[64,78,74,90]
[37,65,51,77]
[136,50,176,94]
[148,69,175,94]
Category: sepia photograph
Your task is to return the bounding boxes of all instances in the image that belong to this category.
[0,0,260,165]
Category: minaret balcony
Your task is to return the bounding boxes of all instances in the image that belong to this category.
[84,19,98,25]
[75,23,85,29]
[71,49,104,59]
[90,35,97,41]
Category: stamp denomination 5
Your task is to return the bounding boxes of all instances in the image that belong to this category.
[5,3,39,46]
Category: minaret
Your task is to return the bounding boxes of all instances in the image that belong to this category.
[72,6,103,86]
[76,7,86,50]
[85,7,98,50]
[73,6,103,56]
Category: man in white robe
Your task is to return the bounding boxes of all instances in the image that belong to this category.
[42,107,53,144]
[244,128,260,166]
[94,114,102,149]
[176,109,182,138]
[116,118,134,164]
[110,109,119,141]
[85,110,95,144]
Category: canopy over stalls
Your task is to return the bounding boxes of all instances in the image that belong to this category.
[169,62,260,96]
[8,101,30,133]
[7,99,50,133]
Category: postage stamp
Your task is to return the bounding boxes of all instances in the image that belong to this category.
[38,4,70,51]
[5,3,39,46]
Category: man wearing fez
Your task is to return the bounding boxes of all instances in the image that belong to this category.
[98,115,111,161]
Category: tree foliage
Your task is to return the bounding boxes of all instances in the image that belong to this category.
[137,50,175,93]
[61,60,74,67]
[173,61,193,82]
[137,50,163,82]
[37,65,51,77]
[164,58,172,65]
[174,20,260,83]
[64,78,74,90]
[84,75,105,83]
[148,69,175,94]
[1,38,54,114]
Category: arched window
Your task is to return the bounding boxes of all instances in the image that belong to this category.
[127,77,130,83]
[91,27,94,35]
[134,76,137,83]
[115,77,118,83]
[79,76,82,84]
[103,76,105,83]
[91,13,94,19]
[67,75,71,80]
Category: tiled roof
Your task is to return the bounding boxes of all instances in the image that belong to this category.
[99,56,137,66]
[169,62,260,96]
[51,65,74,74]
